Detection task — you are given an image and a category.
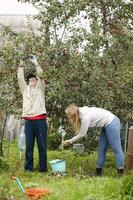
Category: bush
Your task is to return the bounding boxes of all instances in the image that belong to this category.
[120,171,133,199]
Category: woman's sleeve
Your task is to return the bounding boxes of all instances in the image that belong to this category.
[69,118,90,144]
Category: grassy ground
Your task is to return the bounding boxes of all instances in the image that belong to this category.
[0,140,133,200]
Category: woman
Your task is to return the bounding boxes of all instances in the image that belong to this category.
[62,104,124,176]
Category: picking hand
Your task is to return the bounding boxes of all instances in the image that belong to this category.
[19,60,25,67]
[61,140,70,147]
[29,54,38,65]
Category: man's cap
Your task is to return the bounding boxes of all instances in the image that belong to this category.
[27,73,37,81]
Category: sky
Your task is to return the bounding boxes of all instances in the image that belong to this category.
[0,0,38,15]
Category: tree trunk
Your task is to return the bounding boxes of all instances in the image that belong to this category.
[0,113,8,157]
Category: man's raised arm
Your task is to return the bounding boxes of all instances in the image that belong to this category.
[29,55,45,88]
[17,60,26,93]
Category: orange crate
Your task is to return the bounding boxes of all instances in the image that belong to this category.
[25,187,49,199]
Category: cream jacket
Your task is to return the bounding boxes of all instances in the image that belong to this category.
[18,66,46,117]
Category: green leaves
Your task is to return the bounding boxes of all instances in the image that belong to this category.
[0,0,133,124]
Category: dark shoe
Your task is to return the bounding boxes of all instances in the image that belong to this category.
[90,168,102,177]
[24,169,34,173]
[38,169,47,173]
[116,168,124,178]
[117,168,124,174]
[95,168,102,177]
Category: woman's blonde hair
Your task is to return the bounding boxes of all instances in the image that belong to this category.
[65,104,81,133]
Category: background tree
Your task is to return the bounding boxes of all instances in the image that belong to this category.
[0,0,133,151]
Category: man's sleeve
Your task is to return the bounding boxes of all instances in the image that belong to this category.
[17,67,26,93]
[36,65,45,89]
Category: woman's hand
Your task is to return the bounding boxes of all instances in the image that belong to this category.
[62,140,70,147]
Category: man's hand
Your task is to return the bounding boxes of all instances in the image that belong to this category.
[29,54,38,65]
[61,140,70,147]
[19,60,25,67]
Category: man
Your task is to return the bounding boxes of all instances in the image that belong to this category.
[18,55,47,172]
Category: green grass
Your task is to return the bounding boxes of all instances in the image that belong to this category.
[0,140,133,200]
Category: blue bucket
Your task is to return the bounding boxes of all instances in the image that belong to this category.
[49,159,66,173]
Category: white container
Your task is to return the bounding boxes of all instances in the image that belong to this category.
[73,143,84,154]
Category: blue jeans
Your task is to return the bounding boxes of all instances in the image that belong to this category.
[24,119,47,172]
[97,116,124,169]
